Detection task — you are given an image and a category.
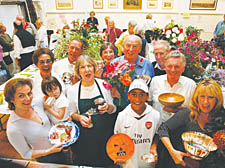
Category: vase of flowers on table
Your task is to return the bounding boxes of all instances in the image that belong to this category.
[103,60,135,107]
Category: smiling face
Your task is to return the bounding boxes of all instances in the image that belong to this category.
[79,60,95,84]
[165,57,185,83]
[37,54,53,78]
[123,36,141,64]
[12,85,33,112]
[101,47,115,66]
[198,92,217,114]
[128,89,148,115]
[67,40,84,63]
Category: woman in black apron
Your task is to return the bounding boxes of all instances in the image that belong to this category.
[67,56,117,167]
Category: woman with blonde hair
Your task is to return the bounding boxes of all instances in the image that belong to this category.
[157,79,225,168]
[67,55,116,166]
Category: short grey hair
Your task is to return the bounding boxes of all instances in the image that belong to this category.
[165,50,186,64]
[128,20,137,28]
[153,40,171,52]
[134,25,145,35]
[124,34,142,47]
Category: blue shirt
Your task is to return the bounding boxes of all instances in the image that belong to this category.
[111,55,155,80]
[213,20,225,38]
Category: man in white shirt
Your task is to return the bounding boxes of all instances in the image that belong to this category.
[149,50,196,124]
[35,19,48,48]
[52,38,86,85]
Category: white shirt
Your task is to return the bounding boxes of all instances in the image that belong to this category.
[114,104,160,168]
[143,19,155,31]
[37,25,48,48]
[13,35,35,59]
[32,70,65,98]
[52,58,74,75]
[149,74,196,124]
[66,78,116,115]
[48,93,69,124]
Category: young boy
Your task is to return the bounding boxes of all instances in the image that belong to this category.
[114,79,160,168]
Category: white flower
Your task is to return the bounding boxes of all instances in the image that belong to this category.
[172,27,178,32]
[171,38,177,43]
[178,34,184,41]
[211,58,216,62]
[166,34,170,38]
[172,33,176,37]
[166,30,172,35]
[176,30,180,34]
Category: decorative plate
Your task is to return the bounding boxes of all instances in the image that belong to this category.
[48,121,79,147]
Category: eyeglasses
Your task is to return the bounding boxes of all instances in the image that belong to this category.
[38,59,52,65]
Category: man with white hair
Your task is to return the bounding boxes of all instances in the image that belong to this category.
[115,20,137,56]
[149,50,196,124]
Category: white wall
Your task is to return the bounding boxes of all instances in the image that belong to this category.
[40,0,225,40]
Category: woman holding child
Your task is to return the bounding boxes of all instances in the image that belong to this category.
[157,79,225,168]
[67,55,116,166]
[5,78,63,163]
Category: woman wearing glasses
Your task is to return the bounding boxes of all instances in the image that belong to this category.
[32,48,64,98]
[156,80,225,168]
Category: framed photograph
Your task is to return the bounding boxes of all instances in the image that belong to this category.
[147,0,158,9]
[108,0,118,8]
[93,0,103,9]
[123,0,142,10]
[190,0,217,10]
[162,0,173,9]
[55,0,73,10]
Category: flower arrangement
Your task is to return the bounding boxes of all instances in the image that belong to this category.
[178,40,224,82]
[54,22,104,61]
[164,20,185,48]
[185,26,203,41]
[145,27,164,42]
[202,67,225,87]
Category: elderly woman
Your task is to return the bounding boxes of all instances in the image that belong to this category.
[67,55,116,166]
[95,42,116,79]
[32,48,64,98]
[157,80,225,168]
[87,11,99,32]
[5,78,63,163]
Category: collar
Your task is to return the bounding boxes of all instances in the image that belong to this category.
[163,74,184,86]
[154,62,165,70]
[127,104,151,118]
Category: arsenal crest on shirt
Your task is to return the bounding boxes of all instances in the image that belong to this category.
[145,121,152,129]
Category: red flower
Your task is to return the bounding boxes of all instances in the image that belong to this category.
[130,64,135,70]
[106,64,115,73]
[176,41,181,45]
[84,24,90,28]
[180,28,183,33]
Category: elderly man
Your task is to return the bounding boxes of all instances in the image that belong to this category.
[152,40,171,76]
[115,20,137,56]
[149,50,196,124]
[52,38,86,84]
[112,35,154,109]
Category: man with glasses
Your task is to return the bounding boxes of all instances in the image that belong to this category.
[32,48,64,97]
[52,38,86,85]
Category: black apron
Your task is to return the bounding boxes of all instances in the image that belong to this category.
[72,80,115,167]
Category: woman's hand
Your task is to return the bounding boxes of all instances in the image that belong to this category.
[98,103,108,114]
[95,68,103,78]
[43,101,51,111]
[170,149,190,166]
[46,144,63,155]
[79,115,92,128]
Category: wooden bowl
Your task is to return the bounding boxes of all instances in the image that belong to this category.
[158,93,185,112]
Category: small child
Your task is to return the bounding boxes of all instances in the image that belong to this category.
[41,76,70,124]
[114,79,160,168]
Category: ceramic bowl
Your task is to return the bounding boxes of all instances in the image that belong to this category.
[181,131,217,160]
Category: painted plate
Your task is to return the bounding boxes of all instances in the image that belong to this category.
[106,133,134,162]
[48,121,79,147]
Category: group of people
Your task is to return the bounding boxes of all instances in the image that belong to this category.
[1,12,225,168]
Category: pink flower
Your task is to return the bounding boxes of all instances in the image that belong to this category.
[103,80,112,90]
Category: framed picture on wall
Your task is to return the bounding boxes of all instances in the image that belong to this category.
[162,0,173,9]
[109,0,118,8]
[123,0,142,10]
[93,0,103,9]
[55,0,73,10]
[190,0,217,10]
[147,0,158,9]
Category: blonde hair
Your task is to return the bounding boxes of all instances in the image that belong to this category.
[74,55,97,79]
[89,11,95,16]
[190,80,224,122]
